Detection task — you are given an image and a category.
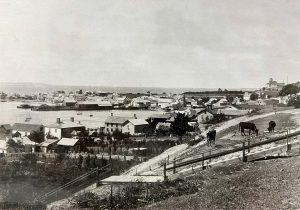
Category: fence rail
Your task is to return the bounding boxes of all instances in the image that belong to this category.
[165,129,300,174]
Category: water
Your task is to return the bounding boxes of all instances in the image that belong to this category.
[0,102,163,126]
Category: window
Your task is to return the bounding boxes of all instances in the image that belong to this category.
[111,128,113,132]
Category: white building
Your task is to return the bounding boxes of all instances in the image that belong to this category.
[123,119,149,135]
[44,118,86,139]
[12,123,43,137]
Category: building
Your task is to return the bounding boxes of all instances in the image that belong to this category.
[38,139,59,153]
[104,115,130,134]
[57,138,81,152]
[0,139,7,153]
[123,119,149,135]
[12,123,43,137]
[44,118,86,139]
[265,78,285,91]
[197,109,217,124]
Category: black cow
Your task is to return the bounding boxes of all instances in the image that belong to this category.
[239,122,258,136]
[268,121,276,132]
[207,129,216,146]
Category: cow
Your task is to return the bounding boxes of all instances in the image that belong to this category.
[239,122,258,136]
[268,121,276,132]
[207,129,216,146]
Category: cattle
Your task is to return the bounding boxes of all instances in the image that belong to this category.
[239,122,258,136]
[207,129,216,146]
[268,121,276,132]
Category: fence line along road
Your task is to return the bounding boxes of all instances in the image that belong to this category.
[164,129,300,175]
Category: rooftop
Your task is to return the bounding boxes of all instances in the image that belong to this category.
[127,119,149,126]
[57,138,80,146]
[12,123,43,132]
[46,121,85,129]
[104,116,130,125]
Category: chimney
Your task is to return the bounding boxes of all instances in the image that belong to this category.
[111,113,113,116]
[70,117,74,122]
[134,114,137,119]
[56,118,61,124]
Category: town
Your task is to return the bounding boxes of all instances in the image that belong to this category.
[1,78,300,209]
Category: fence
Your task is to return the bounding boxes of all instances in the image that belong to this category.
[163,129,300,177]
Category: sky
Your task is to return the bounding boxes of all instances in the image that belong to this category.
[0,0,299,89]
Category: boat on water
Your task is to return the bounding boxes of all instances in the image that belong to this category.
[17,104,33,109]
[77,112,83,115]
[89,114,93,117]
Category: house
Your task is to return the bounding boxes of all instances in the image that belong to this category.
[0,124,12,139]
[243,92,251,101]
[0,139,7,153]
[131,98,151,108]
[12,123,43,137]
[38,139,59,153]
[217,109,251,119]
[213,98,229,107]
[57,138,81,152]
[104,115,130,134]
[197,109,217,124]
[44,118,86,139]
[265,78,285,91]
[147,113,172,126]
[123,119,149,135]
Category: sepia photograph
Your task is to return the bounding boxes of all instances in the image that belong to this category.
[0,0,300,209]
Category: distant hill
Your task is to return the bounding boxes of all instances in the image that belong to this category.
[0,82,256,95]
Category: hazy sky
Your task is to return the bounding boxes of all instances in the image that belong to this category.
[0,0,299,89]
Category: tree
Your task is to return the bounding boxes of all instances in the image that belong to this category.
[28,131,44,143]
[279,84,300,96]
[170,113,190,143]
[250,93,259,101]
[218,88,222,92]
[112,130,125,141]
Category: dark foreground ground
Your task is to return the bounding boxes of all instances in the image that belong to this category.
[140,154,300,210]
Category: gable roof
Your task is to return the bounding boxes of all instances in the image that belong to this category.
[46,121,85,129]
[126,119,149,126]
[12,123,42,132]
[104,116,129,125]
[148,113,172,119]
[57,138,80,146]
[0,124,12,130]
[38,139,59,147]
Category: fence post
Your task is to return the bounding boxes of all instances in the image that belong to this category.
[202,153,205,170]
[242,142,247,162]
[96,167,100,187]
[173,158,176,174]
[286,130,291,151]
[248,139,250,153]
[163,163,167,181]
[167,155,170,164]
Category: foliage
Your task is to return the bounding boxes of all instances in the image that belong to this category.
[170,113,190,142]
[112,130,130,141]
[201,97,210,103]
[287,96,300,108]
[69,179,199,210]
[28,131,44,143]
[279,84,300,96]
[250,93,259,101]
[208,113,227,124]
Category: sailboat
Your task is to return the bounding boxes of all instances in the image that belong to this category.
[25,112,32,122]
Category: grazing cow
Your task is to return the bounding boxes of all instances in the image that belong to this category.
[207,129,216,146]
[268,121,276,132]
[239,122,258,136]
